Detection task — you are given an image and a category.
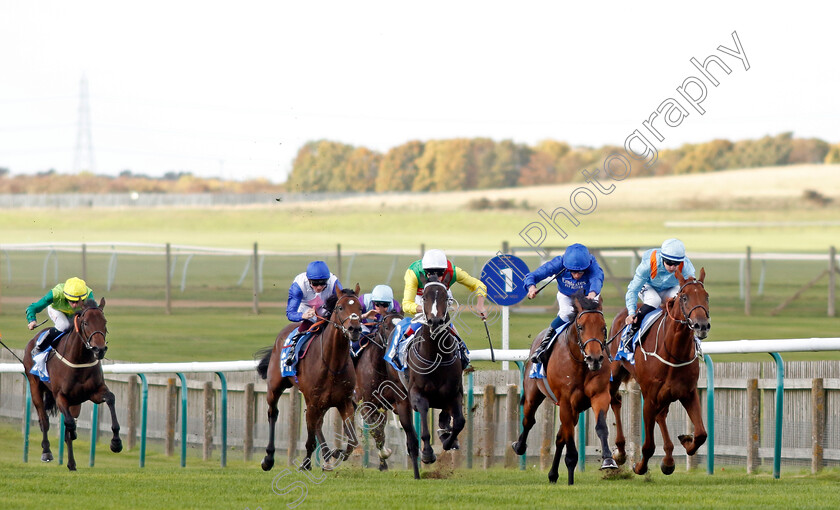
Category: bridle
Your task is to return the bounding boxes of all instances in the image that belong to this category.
[569,309,608,365]
[74,306,108,352]
[411,281,458,369]
[319,293,361,375]
[666,280,710,328]
[639,280,708,368]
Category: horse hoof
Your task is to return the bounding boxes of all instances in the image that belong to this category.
[67,464,76,472]
[633,462,648,475]
[600,457,619,470]
[511,441,527,456]
[41,452,53,462]
[548,472,559,484]
[613,450,626,465]
[421,452,436,465]
[331,449,342,460]
[322,460,335,472]
[378,461,389,472]
[379,447,393,460]
[111,439,123,453]
[261,457,274,471]
[678,434,693,447]
[661,461,675,475]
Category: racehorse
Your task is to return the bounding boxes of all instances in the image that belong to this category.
[353,309,404,471]
[23,298,122,471]
[608,268,710,475]
[257,285,361,472]
[387,277,466,480]
[511,293,616,485]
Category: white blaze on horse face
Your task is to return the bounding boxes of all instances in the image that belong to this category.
[348,300,355,305]
[431,300,438,318]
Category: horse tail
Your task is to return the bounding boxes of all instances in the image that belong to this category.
[255,346,273,380]
[43,390,58,417]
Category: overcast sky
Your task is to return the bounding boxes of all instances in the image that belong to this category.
[1,1,837,183]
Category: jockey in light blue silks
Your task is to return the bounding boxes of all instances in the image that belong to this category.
[621,238,696,349]
[353,284,402,358]
[284,261,342,366]
[523,243,604,365]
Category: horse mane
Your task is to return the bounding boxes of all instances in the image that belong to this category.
[573,290,601,311]
[323,287,358,318]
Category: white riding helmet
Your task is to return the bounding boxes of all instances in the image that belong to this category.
[370,284,394,303]
[660,238,686,262]
[421,249,447,270]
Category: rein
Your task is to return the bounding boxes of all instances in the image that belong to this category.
[568,309,609,364]
[51,305,108,369]
[315,295,361,376]
[638,280,706,368]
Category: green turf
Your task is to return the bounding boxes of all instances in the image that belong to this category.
[1,424,839,510]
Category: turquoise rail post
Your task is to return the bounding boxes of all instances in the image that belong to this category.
[138,373,148,468]
[58,414,65,465]
[414,411,421,449]
[90,403,99,467]
[770,352,784,479]
[176,373,188,467]
[466,371,474,468]
[514,361,526,471]
[704,354,715,475]
[577,412,587,472]
[215,372,228,467]
[23,379,31,462]
[362,422,370,468]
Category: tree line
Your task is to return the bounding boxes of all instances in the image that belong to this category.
[285,133,840,192]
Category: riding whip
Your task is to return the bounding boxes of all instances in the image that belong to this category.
[534,268,566,296]
[481,315,495,362]
[0,335,24,365]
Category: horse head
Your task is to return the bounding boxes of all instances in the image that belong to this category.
[674,268,710,340]
[331,284,363,343]
[572,293,607,371]
[76,298,108,360]
[422,278,450,334]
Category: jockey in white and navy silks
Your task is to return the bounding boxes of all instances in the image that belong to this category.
[523,243,604,365]
[622,238,696,344]
[352,284,402,357]
[284,260,342,366]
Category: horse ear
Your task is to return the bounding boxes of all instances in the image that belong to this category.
[99,297,106,310]
[572,291,583,314]
[354,283,361,295]
[699,267,706,283]
[675,268,686,285]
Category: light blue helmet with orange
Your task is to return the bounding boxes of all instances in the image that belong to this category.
[563,244,592,272]
[660,238,686,263]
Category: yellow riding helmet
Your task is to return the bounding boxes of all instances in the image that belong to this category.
[63,277,88,302]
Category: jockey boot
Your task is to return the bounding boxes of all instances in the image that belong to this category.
[458,339,470,370]
[531,316,566,365]
[623,304,656,349]
[31,327,61,358]
[284,331,303,366]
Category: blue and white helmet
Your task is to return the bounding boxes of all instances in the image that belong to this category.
[305,261,330,280]
[371,284,394,303]
[563,244,592,271]
[660,239,686,263]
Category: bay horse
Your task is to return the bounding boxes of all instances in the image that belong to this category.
[353,309,404,471]
[22,298,122,471]
[388,277,465,480]
[511,293,616,485]
[608,268,710,475]
[257,285,361,472]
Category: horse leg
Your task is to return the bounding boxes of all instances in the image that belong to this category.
[560,406,579,485]
[512,379,544,456]
[591,392,618,470]
[412,396,435,464]
[437,409,452,443]
[91,386,123,453]
[396,400,421,479]
[609,367,628,465]
[29,380,53,462]
[312,411,336,470]
[678,389,708,455]
[442,394,465,451]
[261,377,288,471]
[633,397,659,476]
[656,406,675,475]
[371,415,391,471]
[337,399,358,461]
[55,395,77,471]
[547,405,571,484]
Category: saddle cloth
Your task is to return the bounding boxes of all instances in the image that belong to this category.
[614,309,664,365]
[527,322,572,380]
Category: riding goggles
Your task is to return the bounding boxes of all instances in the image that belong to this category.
[309,279,328,287]
[425,268,445,277]
[373,301,390,308]
[662,258,681,267]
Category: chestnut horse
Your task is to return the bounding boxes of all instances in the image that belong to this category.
[257,285,361,472]
[512,293,616,485]
[608,268,710,475]
[353,310,404,471]
[389,278,465,480]
[23,298,122,471]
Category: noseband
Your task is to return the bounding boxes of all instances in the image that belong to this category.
[667,280,710,329]
[329,296,362,338]
[572,309,608,364]
[75,307,107,351]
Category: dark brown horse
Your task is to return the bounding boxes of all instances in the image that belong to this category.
[512,293,616,485]
[22,298,122,471]
[387,278,465,480]
[353,309,404,471]
[257,285,361,472]
[608,268,710,475]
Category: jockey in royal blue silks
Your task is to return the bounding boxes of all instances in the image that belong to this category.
[352,284,402,358]
[284,261,342,366]
[523,243,604,365]
[621,238,696,349]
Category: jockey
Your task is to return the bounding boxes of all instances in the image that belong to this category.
[284,261,342,366]
[398,249,487,369]
[622,238,696,347]
[26,276,94,358]
[524,244,604,365]
[353,284,402,358]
